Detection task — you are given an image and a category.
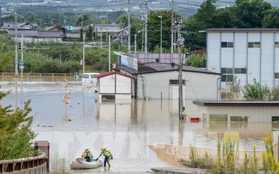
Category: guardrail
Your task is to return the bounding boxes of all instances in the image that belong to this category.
[0,153,47,173]
[0,72,80,82]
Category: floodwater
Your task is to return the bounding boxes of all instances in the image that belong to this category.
[0,80,275,173]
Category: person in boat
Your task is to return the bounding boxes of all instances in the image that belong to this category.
[95,146,113,170]
[81,147,93,162]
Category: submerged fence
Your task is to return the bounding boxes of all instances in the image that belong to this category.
[0,73,80,82]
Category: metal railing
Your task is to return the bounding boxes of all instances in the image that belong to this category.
[0,72,80,82]
[0,153,47,173]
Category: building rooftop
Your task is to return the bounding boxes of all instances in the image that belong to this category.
[193,100,279,106]
[205,28,279,33]
[117,62,220,76]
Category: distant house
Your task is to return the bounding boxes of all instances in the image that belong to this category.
[2,22,38,30]
[7,29,65,43]
[83,24,123,42]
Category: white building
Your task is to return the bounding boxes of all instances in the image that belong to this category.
[97,71,133,103]
[206,28,279,89]
[118,63,220,100]
[193,100,279,123]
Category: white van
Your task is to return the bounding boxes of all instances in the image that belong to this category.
[82,72,100,86]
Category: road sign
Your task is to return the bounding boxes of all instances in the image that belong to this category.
[19,61,24,69]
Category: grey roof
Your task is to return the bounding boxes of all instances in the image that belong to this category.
[82,24,122,33]
[65,32,80,38]
[117,63,220,76]
[37,31,64,38]
[205,28,279,33]
[3,22,38,29]
[193,100,279,106]
[7,29,64,38]
[146,63,219,75]
[7,29,37,37]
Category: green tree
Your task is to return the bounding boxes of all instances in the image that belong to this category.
[234,0,272,28]
[193,0,216,29]
[183,0,216,50]
[185,53,206,67]
[76,14,96,27]
[0,36,37,160]
[0,94,37,160]
[225,76,241,100]
[0,35,14,72]
[262,8,279,28]
[147,10,180,52]
[271,87,279,101]
[24,12,40,23]
[242,79,270,101]
[212,7,239,28]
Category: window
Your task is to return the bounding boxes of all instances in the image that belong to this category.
[275,73,279,79]
[272,116,279,123]
[221,68,233,74]
[210,114,227,123]
[272,116,279,128]
[248,42,261,48]
[231,116,248,123]
[275,42,279,48]
[221,42,234,48]
[234,68,247,74]
[101,95,115,102]
[169,79,186,85]
[221,75,233,82]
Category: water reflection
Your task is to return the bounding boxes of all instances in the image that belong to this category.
[0,82,275,172]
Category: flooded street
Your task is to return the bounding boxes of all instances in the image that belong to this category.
[0,81,274,173]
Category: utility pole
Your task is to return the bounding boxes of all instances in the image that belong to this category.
[128,0,131,53]
[109,35,111,71]
[20,34,24,108]
[101,23,103,48]
[82,33,85,74]
[144,0,148,53]
[134,34,137,53]
[158,16,162,54]
[175,20,185,119]
[171,0,174,61]
[14,4,18,110]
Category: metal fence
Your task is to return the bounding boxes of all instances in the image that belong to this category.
[0,72,80,82]
[0,153,47,174]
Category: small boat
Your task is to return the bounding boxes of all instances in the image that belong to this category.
[70,158,102,169]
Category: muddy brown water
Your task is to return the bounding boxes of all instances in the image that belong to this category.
[0,81,274,173]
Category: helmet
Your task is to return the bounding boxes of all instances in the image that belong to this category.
[85,147,89,150]
[100,146,105,151]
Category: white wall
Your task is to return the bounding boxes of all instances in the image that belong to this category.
[99,75,115,93]
[198,106,279,123]
[137,71,219,100]
[116,75,131,94]
[261,33,274,87]
[207,33,220,72]
[207,30,279,89]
